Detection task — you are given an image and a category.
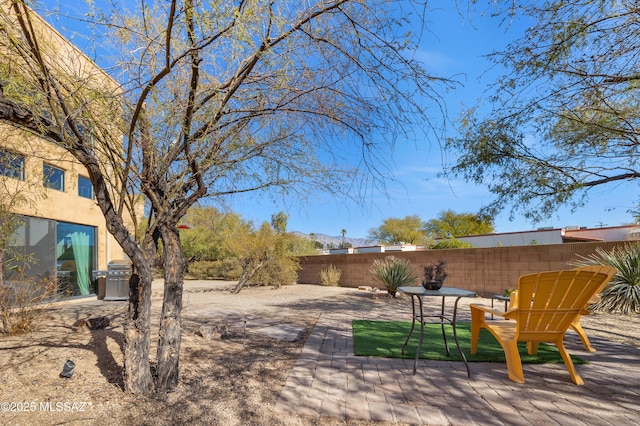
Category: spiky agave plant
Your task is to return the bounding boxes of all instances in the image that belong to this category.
[573,243,640,315]
[370,256,417,297]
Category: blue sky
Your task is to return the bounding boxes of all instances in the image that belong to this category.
[230,5,638,238]
[44,1,638,239]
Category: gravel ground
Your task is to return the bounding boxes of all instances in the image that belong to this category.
[0,280,637,426]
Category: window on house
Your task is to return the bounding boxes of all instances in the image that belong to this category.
[43,164,65,191]
[0,149,25,180]
[78,175,94,199]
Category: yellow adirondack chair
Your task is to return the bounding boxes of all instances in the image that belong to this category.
[470,266,617,385]
[568,265,618,351]
[508,265,618,352]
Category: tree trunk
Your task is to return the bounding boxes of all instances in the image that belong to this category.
[155,224,185,391]
[143,226,162,269]
[0,251,9,334]
[123,271,154,394]
[232,258,265,294]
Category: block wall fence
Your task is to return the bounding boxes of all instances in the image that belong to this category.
[297,241,631,297]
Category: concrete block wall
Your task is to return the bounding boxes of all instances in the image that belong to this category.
[297,241,630,297]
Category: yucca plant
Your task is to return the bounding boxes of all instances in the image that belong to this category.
[573,243,640,315]
[370,256,417,297]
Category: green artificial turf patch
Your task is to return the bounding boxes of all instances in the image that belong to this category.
[352,320,586,364]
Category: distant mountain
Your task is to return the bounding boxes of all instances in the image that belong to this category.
[292,231,370,248]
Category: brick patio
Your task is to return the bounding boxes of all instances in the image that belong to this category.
[276,295,640,425]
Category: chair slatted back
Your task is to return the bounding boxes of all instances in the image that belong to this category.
[515,269,612,342]
[573,265,618,304]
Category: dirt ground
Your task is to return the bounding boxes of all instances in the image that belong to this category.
[1,281,638,426]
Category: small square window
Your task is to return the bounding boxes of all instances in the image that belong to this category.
[43,164,65,191]
[78,176,94,199]
[0,149,25,180]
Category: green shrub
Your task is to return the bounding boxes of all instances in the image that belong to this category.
[429,238,471,249]
[370,256,417,297]
[320,265,341,287]
[187,259,243,280]
[573,243,640,315]
[252,256,300,288]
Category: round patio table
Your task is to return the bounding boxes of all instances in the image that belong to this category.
[398,286,477,377]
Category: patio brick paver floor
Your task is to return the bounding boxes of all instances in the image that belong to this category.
[276,295,640,425]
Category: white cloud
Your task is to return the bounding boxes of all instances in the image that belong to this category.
[411,48,456,74]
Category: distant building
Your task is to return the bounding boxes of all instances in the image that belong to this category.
[328,247,354,255]
[451,225,640,248]
[383,244,418,252]
[325,244,419,255]
[353,246,384,254]
[321,225,640,254]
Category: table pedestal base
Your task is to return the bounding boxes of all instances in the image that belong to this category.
[399,287,475,377]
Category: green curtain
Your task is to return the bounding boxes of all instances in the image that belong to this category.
[70,231,90,295]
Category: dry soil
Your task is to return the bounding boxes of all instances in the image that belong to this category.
[0,281,638,425]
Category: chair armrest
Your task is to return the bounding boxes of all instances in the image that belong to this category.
[470,303,518,320]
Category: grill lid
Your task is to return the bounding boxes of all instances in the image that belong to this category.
[107,259,132,271]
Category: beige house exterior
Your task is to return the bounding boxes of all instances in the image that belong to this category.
[1,122,126,266]
[1,4,132,297]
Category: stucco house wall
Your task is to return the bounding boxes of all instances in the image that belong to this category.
[0,5,136,292]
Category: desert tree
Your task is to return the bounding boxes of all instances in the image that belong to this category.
[423,209,494,239]
[229,211,313,293]
[0,0,452,394]
[367,214,425,244]
[228,218,304,293]
[1,0,151,391]
[445,0,640,223]
[179,206,241,263]
[271,211,288,235]
[340,228,347,248]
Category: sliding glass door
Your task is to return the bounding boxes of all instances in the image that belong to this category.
[56,222,96,296]
[4,217,97,298]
